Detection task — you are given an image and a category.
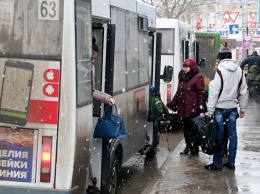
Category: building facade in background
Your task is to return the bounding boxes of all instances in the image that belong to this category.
[180,0,260,62]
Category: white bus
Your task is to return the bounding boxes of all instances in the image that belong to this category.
[0,0,170,193]
[156,19,197,125]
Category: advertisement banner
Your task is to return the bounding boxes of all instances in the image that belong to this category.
[0,127,34,182]
[0,58,60,127]
[242,35,252,49]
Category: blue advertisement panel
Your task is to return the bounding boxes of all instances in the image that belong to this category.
[0,127,34,182]
[229,24,239,34]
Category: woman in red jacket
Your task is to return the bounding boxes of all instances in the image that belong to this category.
[167,58,206,155]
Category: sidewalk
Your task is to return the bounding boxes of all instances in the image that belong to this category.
[142,103,260,194]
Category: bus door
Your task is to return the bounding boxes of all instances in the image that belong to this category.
[182,40,189,61]
[146,32,161,148]
[89,25,106,189]
[92,27,105,117]
[194,41,200,65]
[90,23,117,191]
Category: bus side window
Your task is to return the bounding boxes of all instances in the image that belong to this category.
[75,3,92,106]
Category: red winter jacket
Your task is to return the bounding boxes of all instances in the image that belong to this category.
[168,66,206,118]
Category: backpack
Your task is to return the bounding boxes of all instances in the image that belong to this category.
[191,116,220,155]
[148,93,164,121]
[216,69,243,99]
[246,65,260,85]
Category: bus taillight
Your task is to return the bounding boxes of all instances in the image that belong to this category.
[167,84,172,102]
[40,136,52,182]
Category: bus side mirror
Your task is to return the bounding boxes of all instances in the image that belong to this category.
[161,65,173,83]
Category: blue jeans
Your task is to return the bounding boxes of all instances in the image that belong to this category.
[213,108,238,167]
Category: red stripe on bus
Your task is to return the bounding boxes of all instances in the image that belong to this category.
[134,88,145,102]
[27,100,58,124]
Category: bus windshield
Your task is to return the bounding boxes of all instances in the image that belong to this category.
[157,29,175,54]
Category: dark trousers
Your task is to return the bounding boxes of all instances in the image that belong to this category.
[248,85,260,103]
[182,117,199,152]
[223,124,228,156]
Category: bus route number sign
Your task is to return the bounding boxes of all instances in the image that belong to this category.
[38,0,59,21]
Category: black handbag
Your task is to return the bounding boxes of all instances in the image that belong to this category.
[94,104,127,139]
[191,116,220,155]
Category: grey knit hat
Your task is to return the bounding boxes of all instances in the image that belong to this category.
[217,47,232,60]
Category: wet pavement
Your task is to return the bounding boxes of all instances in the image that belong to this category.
[142,102,260,194]
[117,129,183,194]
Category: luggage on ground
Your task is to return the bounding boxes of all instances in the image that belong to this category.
[191,116,220,155]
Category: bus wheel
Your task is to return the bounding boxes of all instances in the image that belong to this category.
[146,123,159,158]
[145,134,159,158]
[109,155,119,194]
[145,146,157,158]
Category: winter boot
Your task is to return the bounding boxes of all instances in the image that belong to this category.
[180,145,190,155]
[190,145,199,155]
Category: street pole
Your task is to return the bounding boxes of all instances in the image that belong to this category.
[242,0,248,58]
[259,0,260,27]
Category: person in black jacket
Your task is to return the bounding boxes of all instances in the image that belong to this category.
[240,51,260,71]
[240,51,260,102]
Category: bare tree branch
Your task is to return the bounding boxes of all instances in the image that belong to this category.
[142,0,210,19]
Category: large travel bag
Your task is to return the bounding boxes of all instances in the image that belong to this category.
[191,116,220,155]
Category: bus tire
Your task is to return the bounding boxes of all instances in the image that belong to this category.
[145,126,159,158]
[145,145,157,158]
[109,155,119,194]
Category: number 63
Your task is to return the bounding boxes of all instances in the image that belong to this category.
[38,0,59,20]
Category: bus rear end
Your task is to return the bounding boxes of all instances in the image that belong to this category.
[0,0,92,193]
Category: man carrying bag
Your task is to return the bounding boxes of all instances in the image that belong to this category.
[205,48,249,171]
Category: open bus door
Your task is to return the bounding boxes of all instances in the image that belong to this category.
[88,23,118,193]
[101,23,116,193]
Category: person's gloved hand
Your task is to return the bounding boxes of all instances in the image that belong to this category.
[196,106,206,114]
[166,102,177,111]
[166,102,173,109]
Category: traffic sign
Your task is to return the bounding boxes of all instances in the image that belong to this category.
[228,12,239,23]
[249,28,260,31]
[229,24,239,34]
[234,28,246,31]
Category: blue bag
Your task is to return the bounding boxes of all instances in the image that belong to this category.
[94,104,127,139]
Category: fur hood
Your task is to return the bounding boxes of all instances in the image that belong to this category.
[178,66,201,82]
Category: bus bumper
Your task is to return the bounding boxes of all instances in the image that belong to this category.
[0,186,79,194]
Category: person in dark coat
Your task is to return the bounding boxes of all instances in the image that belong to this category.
[240,51,260,71]
[167,58,206,155]
[240,51,260,102]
